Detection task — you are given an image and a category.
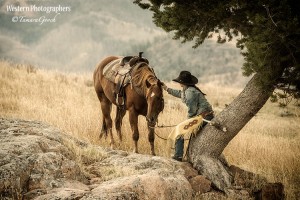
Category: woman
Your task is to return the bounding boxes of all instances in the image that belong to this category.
[162,71,214,161]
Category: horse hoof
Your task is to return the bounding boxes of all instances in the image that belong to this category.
[99,131,107,140]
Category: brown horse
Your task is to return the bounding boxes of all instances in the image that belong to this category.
[93,55,164,155]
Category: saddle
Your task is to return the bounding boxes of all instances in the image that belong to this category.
[103,55,149,106]
[120,56,149,66]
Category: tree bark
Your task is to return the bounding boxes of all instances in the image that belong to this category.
[188,73,274,191]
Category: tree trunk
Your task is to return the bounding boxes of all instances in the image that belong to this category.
[188,73,274,191]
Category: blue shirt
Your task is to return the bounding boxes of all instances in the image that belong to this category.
[167,86,212,118]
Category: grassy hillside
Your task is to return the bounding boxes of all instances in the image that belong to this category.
[1,61,299,199]
[138,36,246,84]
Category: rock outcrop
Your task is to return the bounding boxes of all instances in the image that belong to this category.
[0,118,284,199]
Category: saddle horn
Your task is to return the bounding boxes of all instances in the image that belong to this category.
[139,52,143,58]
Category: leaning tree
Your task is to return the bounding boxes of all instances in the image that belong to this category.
[134,0,300,191]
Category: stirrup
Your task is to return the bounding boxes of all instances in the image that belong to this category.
[116,95,124,106]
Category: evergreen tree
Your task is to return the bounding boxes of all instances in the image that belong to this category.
[134,0,300,191]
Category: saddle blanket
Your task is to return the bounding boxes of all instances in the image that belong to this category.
[167,115,204,156]
[103,58,132,86]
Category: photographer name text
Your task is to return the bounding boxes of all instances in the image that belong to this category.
[7,4,71,14]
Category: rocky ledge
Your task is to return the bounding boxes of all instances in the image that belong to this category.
[0,118,284,199]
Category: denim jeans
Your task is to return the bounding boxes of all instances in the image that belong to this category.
[174,114,214,159]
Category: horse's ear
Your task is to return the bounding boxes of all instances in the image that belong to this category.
[146,80,152,88]
[157,79,162,86]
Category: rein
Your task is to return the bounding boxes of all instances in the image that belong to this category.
[154,131,168,141]
[148,122,179,141]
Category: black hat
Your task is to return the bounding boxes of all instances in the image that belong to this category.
[172,71,198,85]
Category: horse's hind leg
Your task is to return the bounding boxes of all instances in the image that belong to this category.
[98,92,115,148]
[115,106,126,142]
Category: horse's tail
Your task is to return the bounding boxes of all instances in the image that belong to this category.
[115,106,125,131]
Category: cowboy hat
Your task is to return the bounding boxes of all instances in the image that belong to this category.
[172,71,198,85]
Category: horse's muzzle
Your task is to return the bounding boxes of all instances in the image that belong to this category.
[146,116,157,126]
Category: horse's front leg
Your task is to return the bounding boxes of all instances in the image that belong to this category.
[148,123,156,156]
[99,117,107,139]
[129,109,139,153]
[108,128,114,149]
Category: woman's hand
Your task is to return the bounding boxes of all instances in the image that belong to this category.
[161,82,168,91]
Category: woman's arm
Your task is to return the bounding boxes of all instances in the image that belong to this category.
[166,88,182,98]
[162,82,182,98]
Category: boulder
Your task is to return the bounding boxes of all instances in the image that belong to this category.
[0,118,89,199]
[0,118,193,199]
[86,172,192,200]
[82,153,194,199]
[189,175,211,194]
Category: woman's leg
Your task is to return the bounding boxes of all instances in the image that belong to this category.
[173,136,184,161]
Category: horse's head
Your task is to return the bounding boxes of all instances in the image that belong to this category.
[145,79,164,125]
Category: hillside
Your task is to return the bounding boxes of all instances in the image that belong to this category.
[0,0,245,85]
[0,61,299,199]
[136,36,246,83]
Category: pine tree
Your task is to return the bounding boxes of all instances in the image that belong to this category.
[135,0,299,96]
[134,0,300,191]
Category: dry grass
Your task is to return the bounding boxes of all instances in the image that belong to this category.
[0,60,299,199]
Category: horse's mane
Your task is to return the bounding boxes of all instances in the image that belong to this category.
[131,63,157,95]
